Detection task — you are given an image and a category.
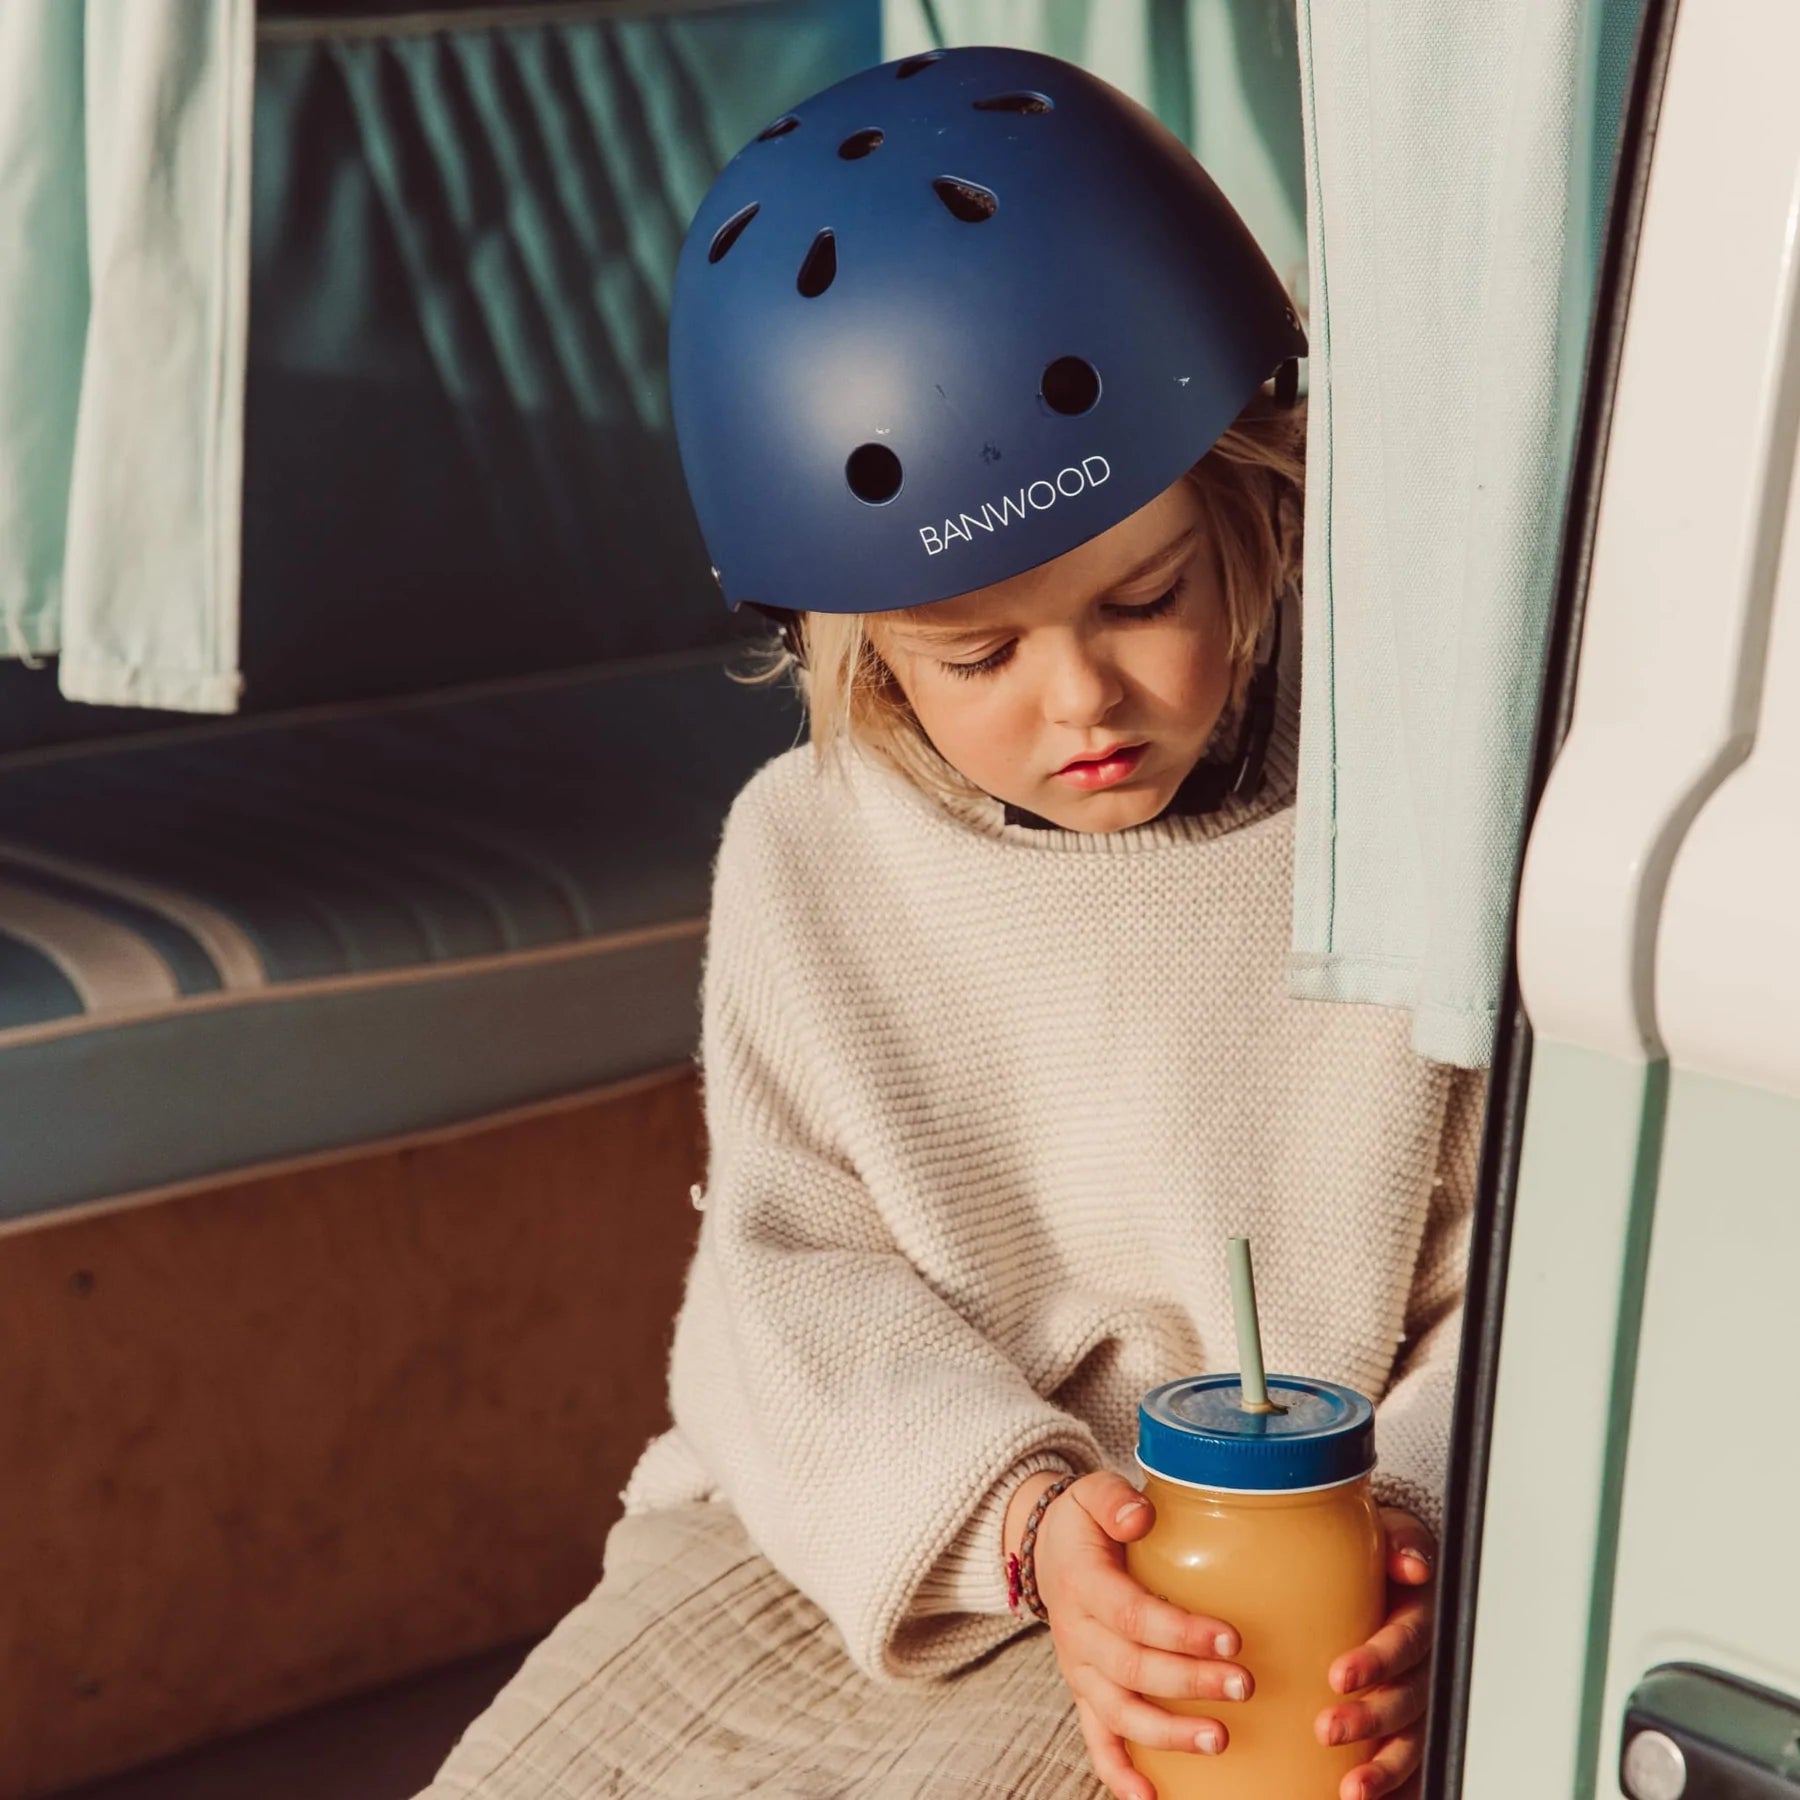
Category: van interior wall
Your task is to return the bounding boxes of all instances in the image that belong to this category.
[0,1067,705,1800]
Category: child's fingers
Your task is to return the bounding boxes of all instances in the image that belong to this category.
[1329,1591,1433,1692]
[1315,1664,1428,1746]
[1075,1696,1155,1800]
[1388,1546,1434,1586]
[1077,1623,1253,1705]
[1084,1558,1241,1658]
[1070,1470,1159,1544]
[1075,1669,1228,1758]
[1337,1725,1423,1800]
[1379,1509,1437,1587]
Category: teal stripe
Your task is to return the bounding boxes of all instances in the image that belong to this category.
[1575,1055,1670,1794]
[0,927,706,1221]
[0,928,84,1030]
[0,859,223,996]
[0,658,798,985]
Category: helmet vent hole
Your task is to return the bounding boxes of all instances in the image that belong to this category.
[973,91,1053,115]
[838,128,885,160]
[932,177,998,223]
[1041,356,1101,416]
[758,115,801,141]
[707,202,760,264]
[797,229,838,297]
[895,52,943,79]
[846,443,904,505]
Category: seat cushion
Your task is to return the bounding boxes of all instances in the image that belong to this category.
[0,650,801,1221]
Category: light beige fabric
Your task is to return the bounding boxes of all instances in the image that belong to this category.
[418,1501,1105,1800]
[422,655,1484,1797]
[616,641,1481,1685]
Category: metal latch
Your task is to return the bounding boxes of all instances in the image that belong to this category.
[1622,1663,1800,1797]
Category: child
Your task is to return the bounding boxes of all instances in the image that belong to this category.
[421,44,1479,1800]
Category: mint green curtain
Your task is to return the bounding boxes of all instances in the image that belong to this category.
[0,4,87,667]
[1289,0,1642,1066]
[0,0,254,713]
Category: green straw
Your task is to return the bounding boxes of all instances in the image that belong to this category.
[1228,1237,1285,1415]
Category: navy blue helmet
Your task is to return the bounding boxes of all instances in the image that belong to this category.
[669,45,1305,618]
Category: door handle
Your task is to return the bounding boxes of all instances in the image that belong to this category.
[1622,1664,1800,1797]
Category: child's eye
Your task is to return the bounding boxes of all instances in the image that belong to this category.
[939,579,1183,679]
[943,641,1017,679]
[1107,580,1183,621]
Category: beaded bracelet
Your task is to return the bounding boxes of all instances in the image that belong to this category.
[1005,1473,1079,1622]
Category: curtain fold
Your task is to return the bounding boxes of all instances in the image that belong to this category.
[0,3,88,666]
[0,0,254,714]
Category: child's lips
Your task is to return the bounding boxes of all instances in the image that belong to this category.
[1053,743,1148,789]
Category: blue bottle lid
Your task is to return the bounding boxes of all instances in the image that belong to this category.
[1137,1374,1376,1492]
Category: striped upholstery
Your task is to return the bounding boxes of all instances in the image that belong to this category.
[0,2,861,1219]
[0,651,799,1222]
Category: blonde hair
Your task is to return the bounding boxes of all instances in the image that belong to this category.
[736,392,1305,802]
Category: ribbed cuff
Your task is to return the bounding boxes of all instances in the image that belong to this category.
[912,1450,1080,1619]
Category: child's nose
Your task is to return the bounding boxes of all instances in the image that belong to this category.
[1042,647,1125,728]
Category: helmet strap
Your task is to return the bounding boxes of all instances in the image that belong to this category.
[742,602,808,669]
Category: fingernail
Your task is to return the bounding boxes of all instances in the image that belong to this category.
[1325,1718,1346,1746]
[1213,1632,1236,1658]
[1116,1499,1150,1527]
[1194,1726,1222,1755]
[1224,1673,1248,1702]
[1406,1548,1433,1574]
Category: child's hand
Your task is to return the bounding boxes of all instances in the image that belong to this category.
[1023,1471,1253,1800]
[1314,1507,1437,1800]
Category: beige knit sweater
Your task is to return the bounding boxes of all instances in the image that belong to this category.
[625,670,1482,1685]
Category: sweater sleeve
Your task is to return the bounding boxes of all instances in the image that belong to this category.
[665,783,1106,1683]
[1369,1065,1485,1540]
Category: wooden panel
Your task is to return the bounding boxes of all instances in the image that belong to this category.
[0,1069,705,1800]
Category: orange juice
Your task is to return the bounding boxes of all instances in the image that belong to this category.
[1124,1375,1386,1799]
